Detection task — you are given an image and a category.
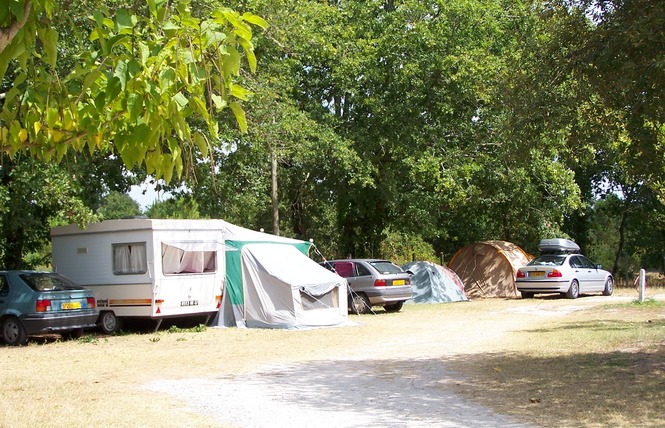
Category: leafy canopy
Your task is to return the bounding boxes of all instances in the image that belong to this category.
[0,0,267,182]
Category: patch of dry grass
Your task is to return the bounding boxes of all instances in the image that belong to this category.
[452,289,665,427]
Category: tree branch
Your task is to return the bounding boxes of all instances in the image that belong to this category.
[0,0,32,54]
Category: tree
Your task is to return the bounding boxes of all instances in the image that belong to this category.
[0,155,96,269]
[146,195,201,219]
[97,191,141,219]
[577,0,665,199]
[492,0,665,261]
[0,0,267,182]
[167,0,369,252]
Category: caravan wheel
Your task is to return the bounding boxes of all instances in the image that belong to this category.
[99,311,120,335]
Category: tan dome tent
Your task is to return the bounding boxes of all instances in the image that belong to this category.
[448,240,533,298]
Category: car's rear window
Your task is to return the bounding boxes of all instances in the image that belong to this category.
[19,273,84,292]
[527,255,566,266]
[368,261,403,274]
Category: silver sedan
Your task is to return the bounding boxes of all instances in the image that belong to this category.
[516,254,614,299]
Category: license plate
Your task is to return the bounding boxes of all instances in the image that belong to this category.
[62,301,81,310]
[529,272,545,277]
[393,279,405,286]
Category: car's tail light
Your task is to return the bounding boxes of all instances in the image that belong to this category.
[87,297,96,309]
[374,279,386,287]
[516,270,526,279]
[548,269,563,278]
[36,299,52,312]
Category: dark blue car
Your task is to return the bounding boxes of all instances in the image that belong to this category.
[0,271,98,345]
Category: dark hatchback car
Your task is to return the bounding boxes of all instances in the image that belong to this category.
[320,259,413,314]
[0,271,98,345]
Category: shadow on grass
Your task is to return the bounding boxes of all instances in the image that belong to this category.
[449,347,665,428]
[526,318,665,333]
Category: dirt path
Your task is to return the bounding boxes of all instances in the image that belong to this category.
[144,295,643,427]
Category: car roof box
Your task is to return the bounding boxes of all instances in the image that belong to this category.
[538,238,580,254]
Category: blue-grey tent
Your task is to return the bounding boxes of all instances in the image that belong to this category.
[402,261,468,303]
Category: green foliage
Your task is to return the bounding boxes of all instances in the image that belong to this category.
[97,191,141,219]
[0,0,267,182]
[146,196,201,219]
[379,230,437,266]
[0,155,97,269]
[166,323,207,333]
[1,0,663,273]
[586,196,624,271]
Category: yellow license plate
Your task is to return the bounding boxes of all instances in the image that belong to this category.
[529,272,545,277]
[393,279,405,286]
[62,302,81,310]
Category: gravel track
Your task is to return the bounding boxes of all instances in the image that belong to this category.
[144,294,652,427]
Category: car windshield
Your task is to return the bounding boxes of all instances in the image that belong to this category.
[368,261,404,274]
[19,273,83,292]
[527,255,566,267]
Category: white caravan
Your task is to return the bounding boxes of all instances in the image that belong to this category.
[51,219,227,333]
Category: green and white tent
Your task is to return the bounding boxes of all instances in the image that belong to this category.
[214,222,348,329]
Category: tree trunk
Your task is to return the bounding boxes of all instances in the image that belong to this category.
[3,226,25,270]
[612,210,628,277]
[271,148,279,236]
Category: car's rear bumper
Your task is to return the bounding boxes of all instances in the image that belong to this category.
[516,279,569,293]
[20,311,99,334]
[364,286,413,305]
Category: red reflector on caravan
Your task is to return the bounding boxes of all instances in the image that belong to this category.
[156,306,161,314]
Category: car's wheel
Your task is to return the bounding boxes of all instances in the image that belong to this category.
[348,293,371,315]
[603,277,614,296]
[520,291,535,299]
[384,301,404,313]
[99,311,120,334]
[2,316,28,346]
[566,279,580,299]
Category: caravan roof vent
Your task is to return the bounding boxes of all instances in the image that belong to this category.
[538,238,580,254]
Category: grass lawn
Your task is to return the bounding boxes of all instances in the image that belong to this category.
[0,286,663,427]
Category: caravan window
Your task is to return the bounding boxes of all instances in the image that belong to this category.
[113,243,148,275]
[161,243,216,275]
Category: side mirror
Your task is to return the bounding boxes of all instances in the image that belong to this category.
[596,264,602,269]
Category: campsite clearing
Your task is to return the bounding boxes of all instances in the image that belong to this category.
[1,288,663,427]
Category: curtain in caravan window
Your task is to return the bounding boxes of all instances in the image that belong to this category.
[204,251,215,270]
[180,251,204,273]
[113,243,147,274]
[162,244,185,274]
[161,243,217,274]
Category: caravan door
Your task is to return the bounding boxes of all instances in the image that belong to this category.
[155,241,225,319]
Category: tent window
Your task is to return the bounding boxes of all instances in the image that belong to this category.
[161,243,216,275]
[113,243,148,275]
[300,287,339,310]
